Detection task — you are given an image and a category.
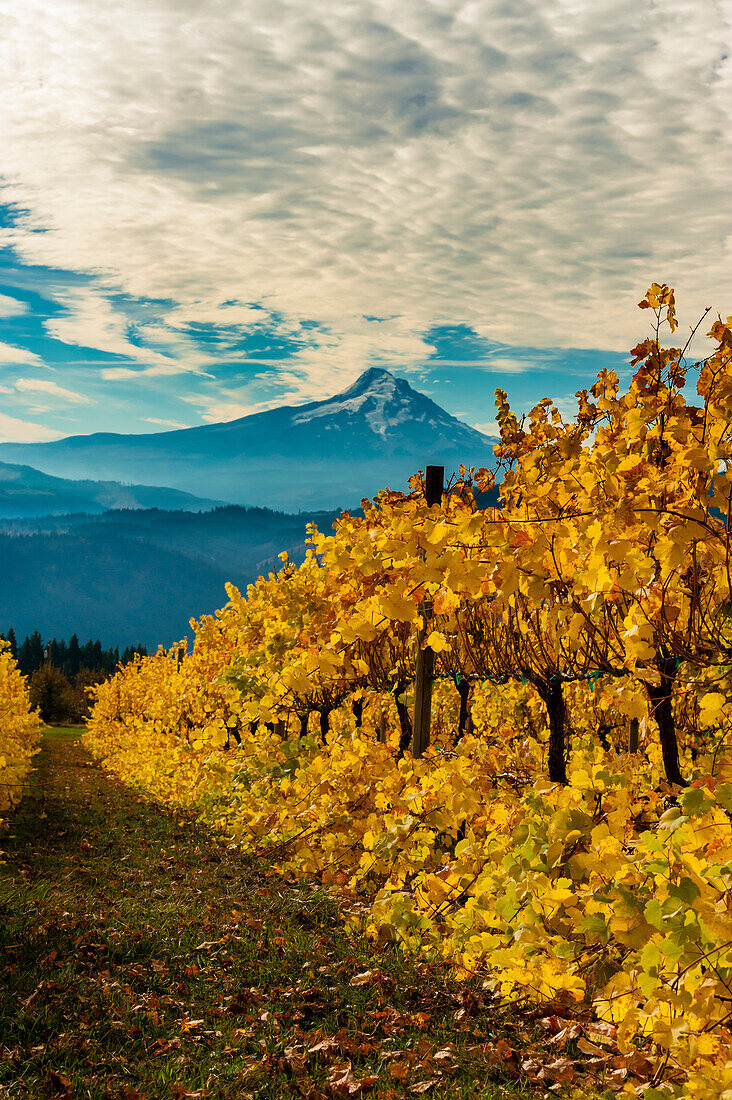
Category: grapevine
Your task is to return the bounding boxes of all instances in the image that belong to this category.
[85,288,732,1095]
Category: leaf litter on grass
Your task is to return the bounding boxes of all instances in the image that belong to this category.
[0,729,635,1098]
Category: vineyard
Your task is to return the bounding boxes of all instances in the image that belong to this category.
[34,285,732,1096]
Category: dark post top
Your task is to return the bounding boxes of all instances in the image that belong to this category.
[424,465,444,507]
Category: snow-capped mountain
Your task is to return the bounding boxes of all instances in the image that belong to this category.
[0,368,494,510]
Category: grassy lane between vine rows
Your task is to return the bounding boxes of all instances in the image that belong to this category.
[0,729,614,1099]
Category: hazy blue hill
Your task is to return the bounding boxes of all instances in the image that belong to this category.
[0,505,339,647]
[0,369,495,509]
[0,529,232,647]
[0,460,222,518]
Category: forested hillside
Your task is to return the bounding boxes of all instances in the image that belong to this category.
[0,505,337,646]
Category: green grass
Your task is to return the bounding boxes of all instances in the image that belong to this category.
[0,729,602,1098]
[41,725,86,740]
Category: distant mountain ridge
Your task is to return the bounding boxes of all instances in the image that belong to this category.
[0,368,494,509]
[0,505,338,647]
[0,460,222,519]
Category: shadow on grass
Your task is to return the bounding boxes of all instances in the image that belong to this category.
[0,733,579,1099]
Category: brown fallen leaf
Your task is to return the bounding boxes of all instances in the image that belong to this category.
[601,1067,629,1091]
[48,1069,73,1097]
[325,1060,376,1096]
[309,1036,341,1057]
[409,1082,439,1094]
[375,923,396,948]
[542,1057,575,1084]
[388,1061,410,1082]
[577,1037,608,1058]
[586,1022,618,1047]
[623,1051,654,1079]
[495,1037,518,1063]
[349,970,375,987]
[283,1043,308,1075]
[521,1057,543,1081]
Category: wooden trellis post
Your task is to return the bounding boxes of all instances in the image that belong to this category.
[628,717,639,753]
[411,465,444,758]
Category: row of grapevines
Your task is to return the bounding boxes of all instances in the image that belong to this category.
[0,640,42,823]
[85,289,732,1096]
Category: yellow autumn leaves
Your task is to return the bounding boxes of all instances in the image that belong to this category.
[0,640,42,821]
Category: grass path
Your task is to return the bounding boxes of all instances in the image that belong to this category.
[0,729,596,1099]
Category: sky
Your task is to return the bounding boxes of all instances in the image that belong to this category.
[0,0,730,444]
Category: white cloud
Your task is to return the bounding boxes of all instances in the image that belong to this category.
[423,357,537,373]
[181,390,284,423]
[164,300,264,329]
[0,411,65,443]
[44,288,216,379]
[471,422,501,438]
[0,0,730,404]
[482,358,538,375]
[0,294,28,319]
[0,341,44,367]
[14,377,92,404]
[143,416,191,429]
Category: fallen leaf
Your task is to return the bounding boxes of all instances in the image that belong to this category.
[350,970,375,987]
[586,1022,618,1048]
[624,1052,654,1078]
[521,1058,542,1081]
[179,1018,205,1032]
[543,1057,575,1084]
[601,1067,628,1091]
[577,1037,607,1058]
[283,1043,308,1075]
[388,1061,409,1082]
[48,1070,73,1097]
[309,1036,341,1057]
[326,1060,376,1096]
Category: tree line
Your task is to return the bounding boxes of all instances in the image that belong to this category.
[0,628,147,724]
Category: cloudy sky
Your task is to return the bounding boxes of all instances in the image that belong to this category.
[0,0,730,443]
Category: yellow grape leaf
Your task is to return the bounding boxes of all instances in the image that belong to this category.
[699,692,727,727]
[425,520,450,545]
[378,592,419,623]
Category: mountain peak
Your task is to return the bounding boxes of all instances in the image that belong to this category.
[335,366,398,400]
[294,366,416,436]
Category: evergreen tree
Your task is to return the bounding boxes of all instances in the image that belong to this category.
[67,634,81,677]
[18,631,44,675]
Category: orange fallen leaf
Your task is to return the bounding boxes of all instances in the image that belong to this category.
[48,1070,72,1097]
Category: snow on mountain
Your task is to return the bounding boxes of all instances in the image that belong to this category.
[293,368,415,437]
[291,367,488,447]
